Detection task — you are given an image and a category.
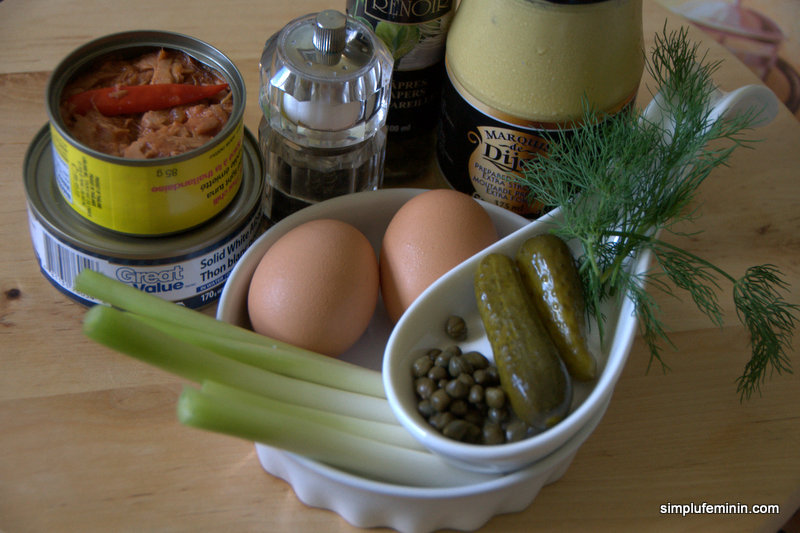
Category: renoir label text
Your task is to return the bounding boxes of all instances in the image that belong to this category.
[364,0,451,23]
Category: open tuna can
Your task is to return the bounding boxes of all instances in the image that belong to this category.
[46,30,246,236]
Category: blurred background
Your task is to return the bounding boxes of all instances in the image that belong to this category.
[659,0,800,120]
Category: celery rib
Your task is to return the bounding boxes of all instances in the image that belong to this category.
[83,305,397,424]
[75,270,480,486]
[200,381,425,451]
[133,313,385,397]
[177,386,497,487]
[74,269,384,396]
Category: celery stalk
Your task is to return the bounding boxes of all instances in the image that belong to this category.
[76,270,481,486]
[73,270,384,397]
[133,313,385,397]
[177,386,497,487]
[83,305,397,424]
[200,381,425,451]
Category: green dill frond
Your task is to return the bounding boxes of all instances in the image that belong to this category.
[627,278,674,373]
[514,25,797,398]
[650,241,725,328]
[734,265,798,399]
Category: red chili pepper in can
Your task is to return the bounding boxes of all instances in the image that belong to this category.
[67,83,229,116]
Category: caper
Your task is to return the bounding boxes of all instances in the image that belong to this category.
[442,419,471,441]
[444,315,468,341]
[468,384,484,404]
[482,423,505,445]
[450,399,469,417]
[456,372,474,387]
[426,348,442,358]
[445,378,469,399]
[485,386,506,409]
[415,377,435,399]
[505,420,529,443]
[412,355,434,378]
[464,408,484,427]
[473,366,500,386]
[427,365,448,381]
[429,411,454,430]
[417,399,435,418]
[448,355,473,377]
[430,388,451,412]
[473,368,489,385]
[466,422,482,443]
[487,406,508,424]
[462,351,489,370]
[434,351,452,368]
[442,344,462,357]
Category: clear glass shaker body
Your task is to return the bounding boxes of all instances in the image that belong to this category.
[258,10,393,223]
[257,119,385,222]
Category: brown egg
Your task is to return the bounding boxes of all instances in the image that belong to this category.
[247,219,379,357]
[380,189,498,323]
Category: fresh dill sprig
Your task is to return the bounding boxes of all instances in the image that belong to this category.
[517,25,798,400]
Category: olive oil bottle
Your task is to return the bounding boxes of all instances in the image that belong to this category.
[346,0,454,184]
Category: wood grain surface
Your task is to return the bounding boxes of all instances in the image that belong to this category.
[1,1,798,532]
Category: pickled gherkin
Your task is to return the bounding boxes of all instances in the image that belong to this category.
[474,253,571,430]
[516,234,597,381]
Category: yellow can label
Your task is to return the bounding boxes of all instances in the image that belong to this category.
[49,121,244,235]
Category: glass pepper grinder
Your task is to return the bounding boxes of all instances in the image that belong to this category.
[258,10,393,223]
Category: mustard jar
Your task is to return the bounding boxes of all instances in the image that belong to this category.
[437,0,644,217]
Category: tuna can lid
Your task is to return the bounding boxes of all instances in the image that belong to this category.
[46,30,246,165]
[23,125,264,263]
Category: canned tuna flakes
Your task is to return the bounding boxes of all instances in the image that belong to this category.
[24,126,265,309]
[46,31,246,236]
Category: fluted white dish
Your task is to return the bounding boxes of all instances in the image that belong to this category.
[216,188,628,532]
[255,398,607,533]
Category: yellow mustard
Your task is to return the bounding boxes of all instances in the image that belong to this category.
[437,0,644,216]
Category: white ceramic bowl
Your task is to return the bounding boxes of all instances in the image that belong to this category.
[216,188,619,531]
[255,398,607,533]
[382,207,649,474]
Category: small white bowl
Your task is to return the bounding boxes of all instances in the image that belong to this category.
[383,207,649,474]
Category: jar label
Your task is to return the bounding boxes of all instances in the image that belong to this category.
[437,70,557,217]
[466,125,549,215]
[348,0,454,170]
[346,0,453,72]
[388,63,445,134]
[354,0,453,25]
